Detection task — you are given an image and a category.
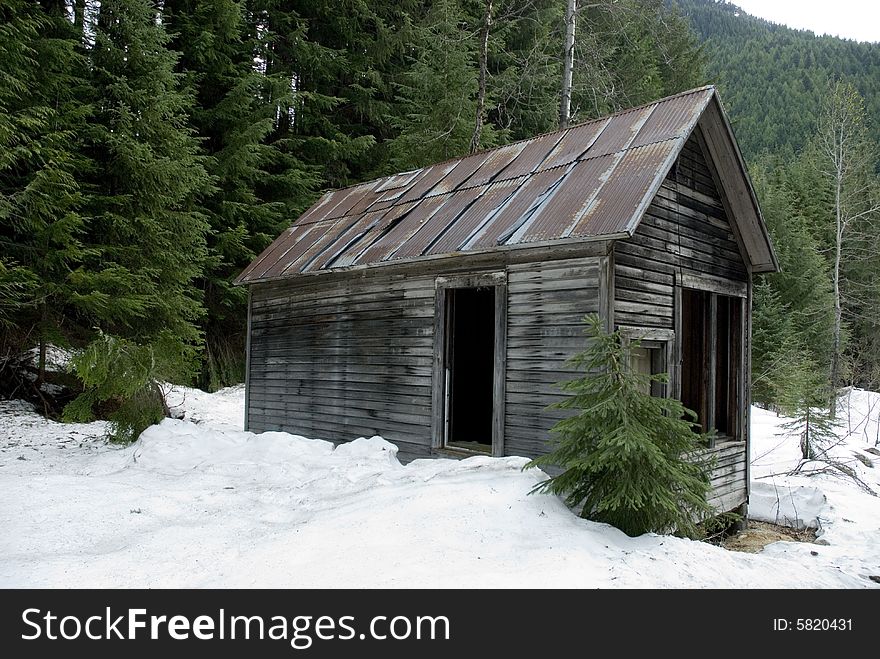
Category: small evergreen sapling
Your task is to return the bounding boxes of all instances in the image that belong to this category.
[783,404,840,461]
[64,331,197,443]
[526,315,712,538]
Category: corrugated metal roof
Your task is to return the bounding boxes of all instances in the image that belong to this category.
[237,86,720,283]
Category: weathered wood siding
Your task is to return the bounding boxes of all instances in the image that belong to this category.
[614,132,748,331]
[702,441,748,513]
[503,257,601,459]
[247,253,603,464]
[614,131,750,511]
[248,271,436,462]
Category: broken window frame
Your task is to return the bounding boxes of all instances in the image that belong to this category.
[619,327,675,399]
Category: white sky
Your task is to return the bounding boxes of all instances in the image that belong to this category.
[732,0,880,43]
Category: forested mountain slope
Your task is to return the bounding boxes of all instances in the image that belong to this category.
[676,0,880,157]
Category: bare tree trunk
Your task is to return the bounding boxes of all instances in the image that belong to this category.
[37,302,47,385]
[830,235,842,414]
[74,0,86,34]
[559,0,577,130]
[829,149,843,418]
[470,0,493,154]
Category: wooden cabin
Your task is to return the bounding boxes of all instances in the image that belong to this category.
[235,86,778,514]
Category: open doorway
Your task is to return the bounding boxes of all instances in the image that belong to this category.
[443,286,496,452]
[680,287,743,441]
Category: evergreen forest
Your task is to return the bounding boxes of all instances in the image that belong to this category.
[1,0,878,436]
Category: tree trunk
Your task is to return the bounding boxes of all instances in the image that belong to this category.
[829,167,843,418]
[800,408,813,460]
[469,0,493,154]
[559,0,577,130]
[37,302,47,385]
[74,0,86,35]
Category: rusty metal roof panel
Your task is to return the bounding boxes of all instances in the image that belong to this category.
[468,168,568,250]
[569,139,680,238]
[236,222,314,282]
[630,88,712,149]
[342,185,386,217]
[353,196,447,265]
[281,216,362,275]
[302,180,380,225]
[237,86,724,282]
[584,104,657,158]
[430,152,492,196]
[374,168,422,192]
[288,191,337,227]
[258,220,340,279]
[541,117,609,170]
[458,142,526,189]
[396,161,460,204]
[518,154,617,243]
[302,209,389,273]
[424,180,521,255]
[330,202,417,268]
[492,132,566,181]
[389,187,484,260]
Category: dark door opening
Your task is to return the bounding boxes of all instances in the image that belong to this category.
[680,287,743,439]
[681,288,709,431]
[444,286,496,452]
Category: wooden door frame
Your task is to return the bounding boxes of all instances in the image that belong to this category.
[675,272,747,447]
[431,272,507,457]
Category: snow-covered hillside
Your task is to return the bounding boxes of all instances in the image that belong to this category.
[1,386,878,588]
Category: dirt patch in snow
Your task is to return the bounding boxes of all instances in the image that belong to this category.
[721,521,818,554]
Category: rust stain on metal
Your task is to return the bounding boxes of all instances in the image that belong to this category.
[424,181,520,255]
[389,187,483,260]
[542,117,608,170]
[630,88,711,148]
[259,220,340,279]
[354,196,447,265]
[519,154,616,243]
[396,161,459,205]
[493,132,566,181]
[468,168,567,250]
[301,209,389,273]
[459,142,526,189]
[330,202,417,268]
[586,104,656,158]
[313,180,380,223]
[430,152,492,195]
[570,140,679,237]
[237,222,314,282]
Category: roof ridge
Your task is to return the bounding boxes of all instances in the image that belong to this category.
[307,86,717,198]
[236,85,746,284]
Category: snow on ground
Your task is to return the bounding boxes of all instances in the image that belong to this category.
[747,390,880,583]
[164,383,245,429]
[1,386,878,588]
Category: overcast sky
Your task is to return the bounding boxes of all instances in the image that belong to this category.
[732,0,880,43]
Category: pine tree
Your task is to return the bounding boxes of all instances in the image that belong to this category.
[163,0,315,389]
[0,1,91,383]
[782,402,840,462]
[64,0,211,440]
[526,315,712,538]
[388,0,495,170]
[749,155,836,411]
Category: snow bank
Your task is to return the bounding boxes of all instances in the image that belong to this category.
[164,383,245,430]
[748,391,880,583]
[749,481,826,529]
[2,387,878,588]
